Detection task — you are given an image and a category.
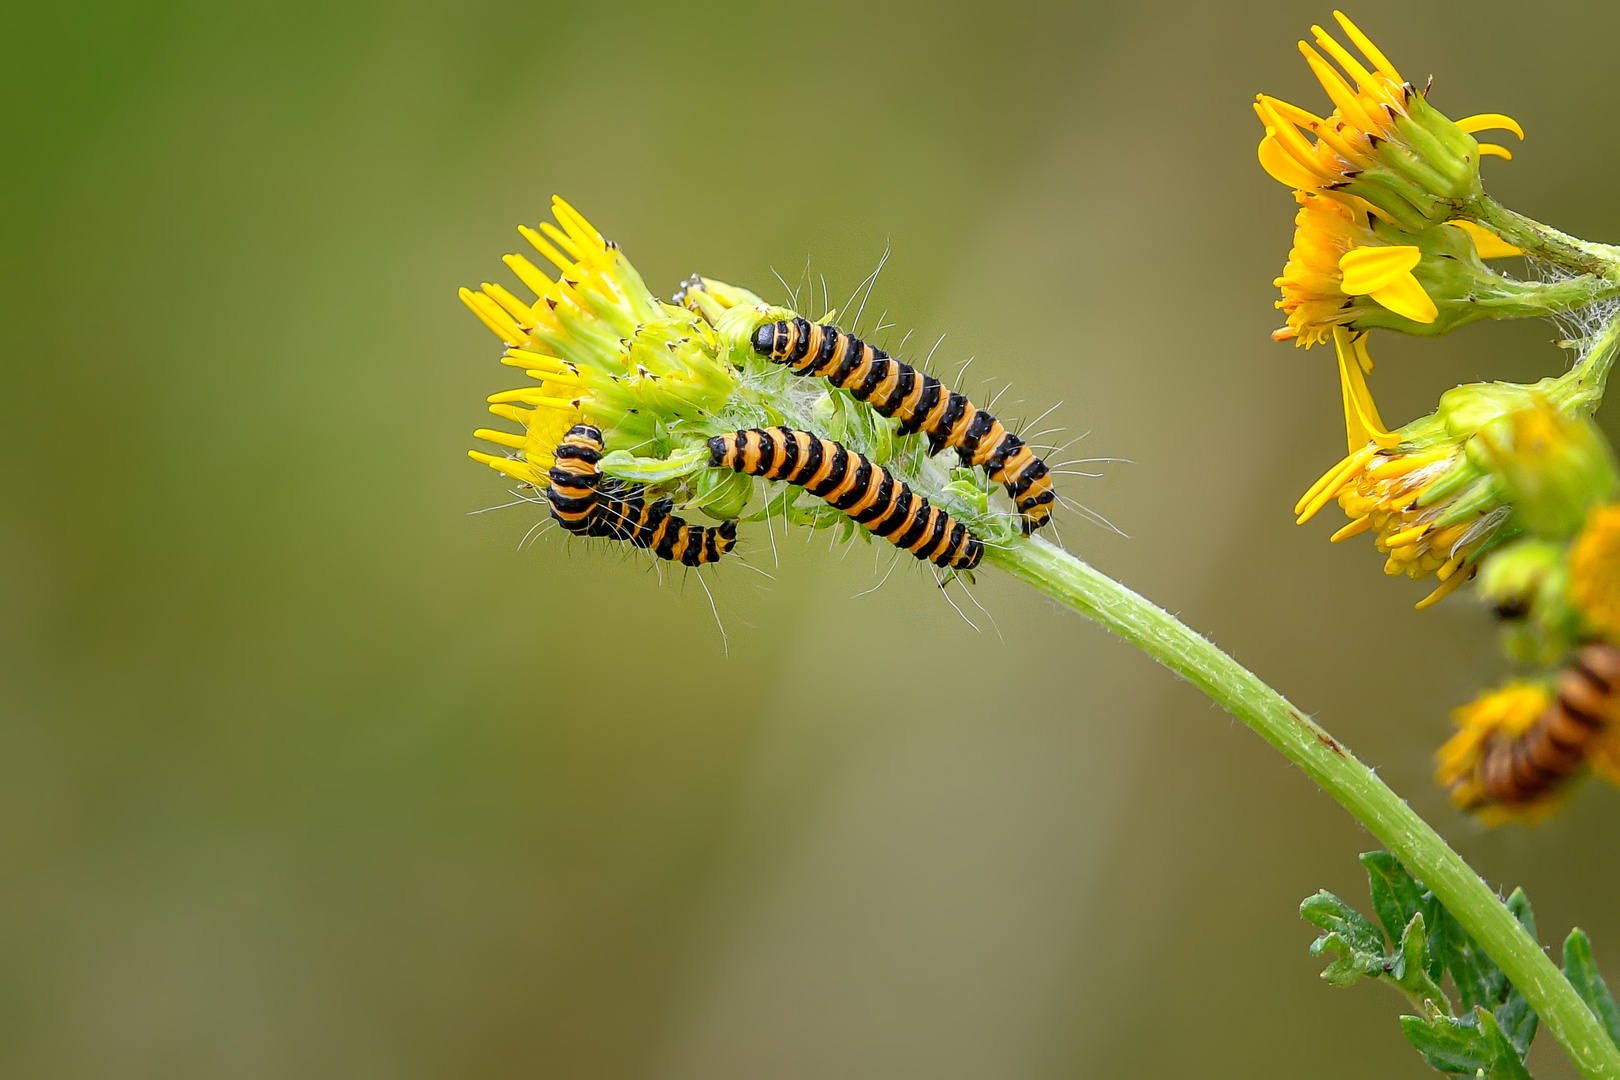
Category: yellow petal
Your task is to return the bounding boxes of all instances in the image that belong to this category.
[1334,327,1400,452]
[1332,11,1401,82]
[460,287,528,346]
[1415,567,1472,610]
[1368,273,1438,324]
[1299,42,1381,134]
[1478,143,1513,160]
[1447,220,1523,259]
[468,449,544,486]
[1349,330,1374,374]
[1257,133,1323,189]
[1338,245,1421,294]
[1310,23,1376,92]
[1454,113,1524,139]
[1256,98,1328,172]
[1330,515,1374,542]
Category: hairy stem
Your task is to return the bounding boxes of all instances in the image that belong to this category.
[983,536,1620,1080]
[1558,308,1620,418]
[1472,198,1620,280]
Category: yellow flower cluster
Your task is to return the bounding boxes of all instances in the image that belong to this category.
[459,197,735,486]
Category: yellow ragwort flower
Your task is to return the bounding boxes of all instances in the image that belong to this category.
[1273,192,1437,345]
[1255,11,1524,230]
[1436,682,1565,826]
[460,196,735,488]
[1570,504,1620,643]
[1296,352,1541,611]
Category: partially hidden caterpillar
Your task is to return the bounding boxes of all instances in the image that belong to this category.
[751,317,1054,535]
[707,426,983,571]
[548,424,737,566]
[1456,644,1620,812]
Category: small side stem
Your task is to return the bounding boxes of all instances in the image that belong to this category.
[1472,199,1620,280]
[1556,309,1620,419]
[984,536,1620,1080]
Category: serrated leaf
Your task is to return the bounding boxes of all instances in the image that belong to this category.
[1563,929,1620,1053]
[1401,1006,1534,1079]
[1363,852,1431,945]
[1432,901,1508,1011]
[1505,888,1538,942]
[1495,986,1538,1060]
[1393,912,1451,1013]
[1303,890,1386,952]
[1302,890,1388,987]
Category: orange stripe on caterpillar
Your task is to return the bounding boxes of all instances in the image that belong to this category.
[708,426,983,570]
[752,318,1054,535]
[1459,644,1620,812]
[547,424,736,566]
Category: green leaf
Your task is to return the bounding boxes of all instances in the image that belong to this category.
[1362,852,1445,982]
[1393,912,1451,1013]
[1301,890,1387,987]
[1400,1006,1535,1079]
[1363,853,1429,941]
[1433,900,1508,1012]
[1563,929,1620,1053]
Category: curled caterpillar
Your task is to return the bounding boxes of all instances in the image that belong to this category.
[751,317,1054,535]
[707,426,983,571]
[547,424,737,566]
[1461,644,1620,812]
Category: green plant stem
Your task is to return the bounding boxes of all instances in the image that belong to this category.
[983,536,1620,1080]
[1473,198,1620,281]
[1559,309,1620,418]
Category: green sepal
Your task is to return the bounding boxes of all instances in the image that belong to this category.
[1562,929,1620,1054]
[1399,1005,1534,1079]
[1415,459,1486,509]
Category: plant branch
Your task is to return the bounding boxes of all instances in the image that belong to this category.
[1472,198,1620,281]
[983,535,1620,1080]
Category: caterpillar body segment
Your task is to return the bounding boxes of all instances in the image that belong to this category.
[545,424,606,533]
[708,426,984,571]
[1467,644,1620,811]
[751,317,1054,535]
[545,424,737,566]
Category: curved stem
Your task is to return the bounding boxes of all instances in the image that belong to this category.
[1556,308,1620,419]
[984,536,1620,1080]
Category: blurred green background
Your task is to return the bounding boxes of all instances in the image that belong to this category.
[5,0,1620,1075]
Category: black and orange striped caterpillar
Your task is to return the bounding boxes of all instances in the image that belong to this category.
[751,317,1054,535]
[1454,644,1620,812]
[548,424,737,566]
[707,426,984,571]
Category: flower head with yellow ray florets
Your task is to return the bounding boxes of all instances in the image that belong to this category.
[1297,352,1615,610]
[1270,191,1541,347]
[1255,11,1524,232]
[1436,681,1566,827]
[458,198,1029,558]
[460,197,739,490]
